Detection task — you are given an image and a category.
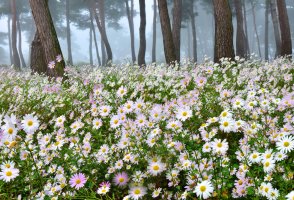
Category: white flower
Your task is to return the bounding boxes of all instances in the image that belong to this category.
[276,136,294,153]
[176,106,192,121]
[219,118,236,133]
[1,122,18,139]
[99,105,111,117]
[248,152,261,163]
[194,180,214,199]
[92,118,102,129]
[129,186,147,200]
[0,167,19,182]
[21,114,39,134]
[211,139,229,155]
[152,188,162,198]
[263,159,275,173]
[55,115,65,127]
[285,191,294,200]
[147,161,166,176]
[117,86,127,98]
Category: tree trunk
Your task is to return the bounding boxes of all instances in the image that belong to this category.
[99,0,107,65]
[270,0,281,57]
[265,0,269,60]
[172,0,182,62]
[30,31,47,74]
[17,16,27,68]
[29,0,65,77]
[66,0,73,65]
[250,0,262,58]
[242,0,250,55]
[8,16,13,65]
[158,0,176,64]
[189,1,197,62]
[10,0,21,70]
[152,0,157,63]
[90,11,101,66]
[187,22,191,58]
[138,0,146,66]
[234,0,248,58]
[213,0,235,63]
[89,26,93,65]
[125,0,136,63]
[277,0,292,58]
[91,0,112,64]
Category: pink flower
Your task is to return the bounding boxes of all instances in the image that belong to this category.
[48,61,55,69]
[69,173,87,189]
[56,54,62,62]
[113,172,129,187]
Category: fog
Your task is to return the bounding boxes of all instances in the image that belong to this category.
[0,0,294,65]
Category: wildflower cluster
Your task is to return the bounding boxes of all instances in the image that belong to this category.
[0,58,293,199]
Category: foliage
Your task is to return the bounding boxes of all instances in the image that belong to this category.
[0,58,293,199]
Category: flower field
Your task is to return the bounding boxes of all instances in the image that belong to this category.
[0,58,293,200]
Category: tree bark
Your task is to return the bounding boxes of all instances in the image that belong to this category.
[30,31,47,74]
[277,0,292,58]
[270,0,281,57]
[189,1,197,62]
[152,0,157,63]
[213,0,235,63]
[90,11,101,66]
[187,22,191,58]
[250,0,262,58]
[125,0,136,63]
[234,0,248,58]
[138,0,146,66]
[172,0,182,62]
[89,26,93,65]
[265,0,269,60]
[66,0,73,65]
[158,0,176,64]
[17,16,27,68]
[91,0,112,64]
[10,0,21,70]
[7,16,13,65]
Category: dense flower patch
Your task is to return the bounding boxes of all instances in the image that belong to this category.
[0,58,293,200]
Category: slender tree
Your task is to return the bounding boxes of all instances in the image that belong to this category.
[277,0,292,58]
[90,11,101,66]
[250,0,262,58]
[10,0,21,70]
[242,0,250,55]
[213,0,235,62]
[90,0,112,64]
[172,0,182,62]
[29,0,65,77]
[189,0,197,62]
[270,0,281,57]
[138,0,146,66]
[234,0,248,58]
[265,0,269,60]
[125,0,136,63]
[66,0,73,65]
[98,0,106,65]
[89,25,93,65]
[17,16,27,68]
[158,0,176,64]
[152,0,157,63]
[7,16,13,65]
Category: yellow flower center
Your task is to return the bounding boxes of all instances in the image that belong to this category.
[8,128,14,135]
[119,177,125,183]
[27,120,33,126]
[223,122,229,127]
[252,154,257,159]
[153,165,159,171]
[264,162,270,167]
[200,185,206,192]
[6,171,12,177]
[114,120,118,124]
[284,141,290,147]
[75,179,81,184]
[217,142,223,148]
[182,112,187,117]
[134,189,141,195]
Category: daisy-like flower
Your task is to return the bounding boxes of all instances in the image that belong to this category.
[117,86,127,98]
[55,115,65,127]
[263,159,275,173]
[48,61,55,69]
[195,77,207,87]
[129,186,147,200]
[147,161,166,176]
[248,152,261,163]
[194,180,214,199]
[219,118,236,133]
[69,173,87,190]
[211,139,229,155]
[1,122,18,139]
[0,167,19,182]
[113,172,129,187]
[110,115,121,128]
[21,114,39,134]
[93,118,103,129]
[99,105,111,117]
[0,161,15,171]
[176,106,192,121]
[152,188,162,198]
[285,191,294,200]
[276,136,294,153]
[97,181,111,195]
[56,54,62,62]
